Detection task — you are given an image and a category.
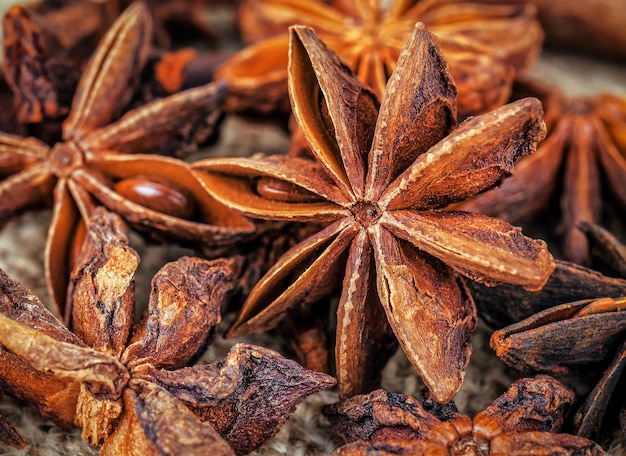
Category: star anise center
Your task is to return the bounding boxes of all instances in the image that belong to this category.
[351,201,382,227]
[48,141,85,178]
[450,437,489,456]
[342,15,409,58]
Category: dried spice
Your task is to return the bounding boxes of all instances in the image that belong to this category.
[0,207,335,455]
[474,0,626,60]
[119,0,218,48]
[0,413,24,449]
[470,226,626,330]
[0,2,254,317]
[233,221,332,372]
[2,5,82,126]
[2,4,226,142]
[490,223,626,439]
[0,72,25,136]
[24,0,116,60]
[459,79,626,265]
[27,0,216,52]
[194,25,554,402]
[470,261,626,329]
[324,376,607,455]
[216,0,543,119]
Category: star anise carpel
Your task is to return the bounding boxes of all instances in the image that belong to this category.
[193,24,554,403]
[2,4,82,128]
[324,376,607,455]
[488,222,626,440]
[459,79,626,265]
[0,207,335,455]
[216,0,543,119]
[0,412,24,450]
[0,2,254,318]
[23,0,116,59]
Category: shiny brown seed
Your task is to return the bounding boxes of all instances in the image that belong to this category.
[114,177,196,219]
[255,176,324,203]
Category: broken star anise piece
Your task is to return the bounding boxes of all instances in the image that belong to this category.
[216,0,543,118]
[193,24,554,403]
[490,223,626,439]
[0,207,335,455]
[470,223,626,329]
[324,376,607,455]
[24,0,116,60]
[474,0,626,60]
[459,78,626,265]
[0,412,24,450]
[2,5,82,127]
[119,0,217,49]
[0,1,254,318]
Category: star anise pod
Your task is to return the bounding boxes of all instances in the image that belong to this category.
[24,0,116,60]
[489,222,626,439]
[2,4,224,143]
[0,2,254,317]
[27,0,216,52]
[474,0,626,60]
[0,412,24,450]
[0,72,25,136]
[1,4,83,144]
[216,0,543,119]
[2,5,82,125]
[324,376,607,455]
[118,0,216,49]
[193,24,554,403]
[469,222,626,328]
[0,207,335,455]
[470,259,626,330]
[459,78,626,265]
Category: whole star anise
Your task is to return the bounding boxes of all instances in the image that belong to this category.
[0,2,254,317]
[459,79,626,265]
[324,376,607,455]
[0,207,335,455]
[193,24,554,403]
[488,222,626,439]
[216,0,543,118]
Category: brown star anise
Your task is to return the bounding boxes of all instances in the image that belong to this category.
[0,412,24,450]
[193,24,554,403]
[0,2,254,317]
[324,376,607,455]
[489,222,626,439]
[2,4,226,142]
[23,0,116,60]
[0,207,335,455]
[118,0,217,48]
[216,0,543,118]
[2,5,82,127]
[459,79,626,265]
[474,0,626,60]
[470,223,626,329]
[26,0,217,52]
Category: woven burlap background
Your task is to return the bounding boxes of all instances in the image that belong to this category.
[0,2,625,455]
